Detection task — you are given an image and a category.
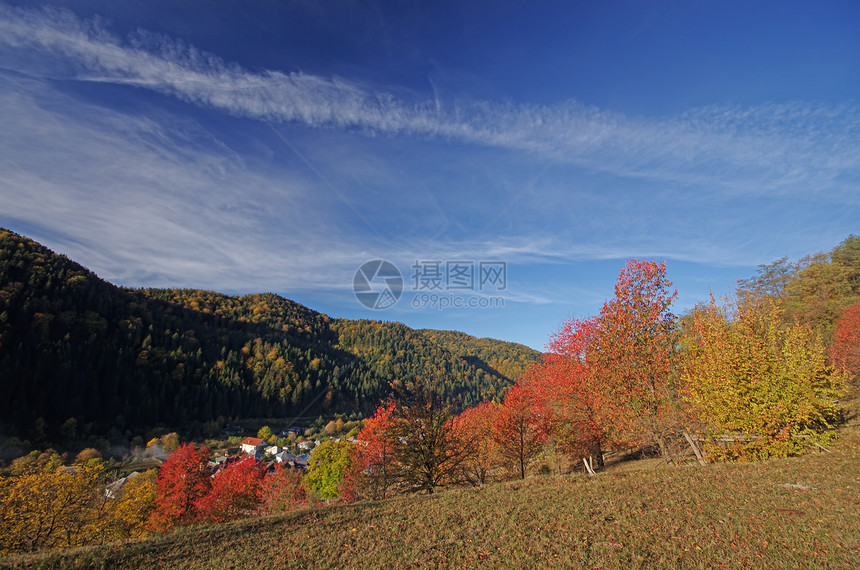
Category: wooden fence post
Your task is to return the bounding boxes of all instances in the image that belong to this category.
[683,430,708,466]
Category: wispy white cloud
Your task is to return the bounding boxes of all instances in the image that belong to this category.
[0,73,598,295]
[0,69,845,297]
[1,2,858,197]
[0,72,372,291]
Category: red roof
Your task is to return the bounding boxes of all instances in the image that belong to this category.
[241,437,264,446]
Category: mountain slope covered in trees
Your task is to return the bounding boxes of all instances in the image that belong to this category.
[0,229,539,441]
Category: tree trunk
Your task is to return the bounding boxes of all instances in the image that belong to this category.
[591,443,605,468]
[655,434,673,465]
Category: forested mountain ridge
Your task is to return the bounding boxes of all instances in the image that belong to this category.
[417,329,539,382]
[0,229,540,441]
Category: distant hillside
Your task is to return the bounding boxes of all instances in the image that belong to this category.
[418,329,539,382]
[0,229,540,441]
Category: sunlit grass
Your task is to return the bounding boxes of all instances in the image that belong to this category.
[6,427,858,569]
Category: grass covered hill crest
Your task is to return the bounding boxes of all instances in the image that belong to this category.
[0,228,539,440]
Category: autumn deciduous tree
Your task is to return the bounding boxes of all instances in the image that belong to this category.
[493,383,547,479]
[682,295,844,459]
[453,401,501,486]
[389,386,469,493]
[830,300,860,385]
[194,457,266,523]
[257,426,276,444]
[147,443,211,531]
[160,432,180,453]
[783,240,860,340]
[9,449,64,476]
[261,465,307,514]
[343,387,477,497]
[0,461,110,552]
[737,257,797,300]
[105,470,157,540]
[591,259,681,461]
[73,448,103,465]
[305,440,353,500]
[529,315,617,468]
[343,400,399,500]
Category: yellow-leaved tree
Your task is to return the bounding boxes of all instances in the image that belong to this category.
[0,454,160,553]
[0,460,110,552]
[681,295,844,460]
[104,470,158,540]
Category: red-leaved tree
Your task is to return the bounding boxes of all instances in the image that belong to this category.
[831,300,860,385]
[527,315,617,468]
[342,400,398,501]
[147,443,211,531]
[194,457,266,523]
[493,383,547,479]
[261,465,307,514]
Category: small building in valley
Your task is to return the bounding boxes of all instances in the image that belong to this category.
[240,437,266,455]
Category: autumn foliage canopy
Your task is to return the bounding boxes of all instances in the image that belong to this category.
[830,300,860,384]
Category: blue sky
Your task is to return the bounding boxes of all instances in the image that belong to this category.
[0,1,858,350]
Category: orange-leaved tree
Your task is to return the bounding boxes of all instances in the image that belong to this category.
[493,382,547,479]
[453,400,501,486]
[591,259,681,462]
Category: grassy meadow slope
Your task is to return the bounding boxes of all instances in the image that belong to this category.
[8,426,858,569]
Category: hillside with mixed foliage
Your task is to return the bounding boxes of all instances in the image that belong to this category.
[418,329,539,382]
[6,426,858,569]
[0,229,540,441]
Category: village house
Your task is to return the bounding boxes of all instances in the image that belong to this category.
[104,471,139,498]
[274,450,297,464]
[240,437,266,455]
